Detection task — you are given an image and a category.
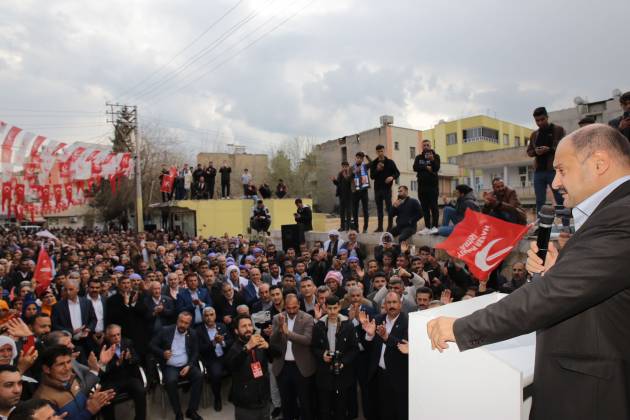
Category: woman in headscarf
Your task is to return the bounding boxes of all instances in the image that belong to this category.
[21,297,39,323]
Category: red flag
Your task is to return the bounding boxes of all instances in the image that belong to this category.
[34,246,54,296]
[435,209,529,280]
[161,173,174,193]
[15,184,25,205]
[1,181,11,212]
[64,182,74,204]
[53,184,62,204]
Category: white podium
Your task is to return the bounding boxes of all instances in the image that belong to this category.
[409,293,535,420]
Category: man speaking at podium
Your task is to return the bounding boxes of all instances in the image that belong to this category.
[428,124,630,419]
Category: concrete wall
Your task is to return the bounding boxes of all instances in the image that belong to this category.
[548,97,623,134]
[156,198,318,237]
[313,128,388,213]
[196,153,270,197]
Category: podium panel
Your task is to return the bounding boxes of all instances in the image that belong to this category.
[409,293,535,420]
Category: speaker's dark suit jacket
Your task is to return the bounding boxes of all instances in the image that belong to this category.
[454,179,630,420]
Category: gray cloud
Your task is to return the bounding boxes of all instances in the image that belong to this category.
[0,0,628,153]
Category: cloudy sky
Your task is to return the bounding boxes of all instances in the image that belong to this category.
[1,0,628,155]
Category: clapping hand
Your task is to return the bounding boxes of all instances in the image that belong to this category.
[17,347,38,373]
[397,339,409,354]
[376,322,388,341]
[440,289,452,305]
[400,241,409,254]
[279,314,289,335]
[5,318,32,338]
[99,344,117,366]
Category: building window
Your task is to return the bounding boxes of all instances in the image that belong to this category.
[524,137,529,146]
[446,133,457,145]
[410,180,418,192]
[462,127,499,144]
[341,146,347,163]
[503,133,509,145]
[409,146,416,159]
[448,157,457,164]
[394,141,399,150]
[515,136,521,147]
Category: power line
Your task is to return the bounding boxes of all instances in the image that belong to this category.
[117,0,245,101]
[144,0,315,105]
[129,0,274,102]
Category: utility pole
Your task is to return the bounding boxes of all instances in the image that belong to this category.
[106,103,144,233]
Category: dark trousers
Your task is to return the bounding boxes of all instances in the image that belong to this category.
[235,406,270,420]
[374,187,393,230]
[339,195,352,230]
[161,191,172,202]
[419,189,439,228]
[534,170,569,226]
[391,224,416,242]
[251,219,271,233]
[208,179,215,199]
[102,376,147,420]
[277,362,314,420]
[318,386,349,420]
[369,368,408,420]
[163,365,203,415]
[204,358,224,400]
[221,181,230,197]
[352,189,369,231]
[350,351,370,419]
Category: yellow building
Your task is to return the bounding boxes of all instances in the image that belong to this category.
[422,115,533,163]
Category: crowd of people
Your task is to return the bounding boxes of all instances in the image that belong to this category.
[0,223,532,420]
[159,161,289,202]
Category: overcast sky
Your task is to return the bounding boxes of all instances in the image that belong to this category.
[1,0,628,155]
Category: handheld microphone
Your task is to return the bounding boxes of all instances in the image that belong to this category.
[536,205,556,263]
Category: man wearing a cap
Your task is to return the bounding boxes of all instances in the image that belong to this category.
[323,230,344,259]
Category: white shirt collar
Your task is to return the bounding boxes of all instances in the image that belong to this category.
[572,176,630,231]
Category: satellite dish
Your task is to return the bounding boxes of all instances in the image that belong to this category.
[612,89,622,98]
[573,97,585,105]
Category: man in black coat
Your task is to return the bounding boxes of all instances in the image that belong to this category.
[369,144,400,233]
[390,185,422,242]
[105,277,149,360]
[51,278,97,356]
[428,124,630,420]
[205,162,217,199]
[413,139,441,233]
[293,198,312,232]
[226,315,278,420]
[360,291,408,420]
[608,91,630,141]
[332,162,354,231]
[150,312,203,420]
[195,307,231,411]
[99,324,146,420]
[143,280,176,333]
[311,296,359,420]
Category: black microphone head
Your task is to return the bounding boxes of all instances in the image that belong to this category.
[538,205,556,226]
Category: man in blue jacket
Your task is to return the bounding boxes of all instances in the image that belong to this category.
[176,273,212,327]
